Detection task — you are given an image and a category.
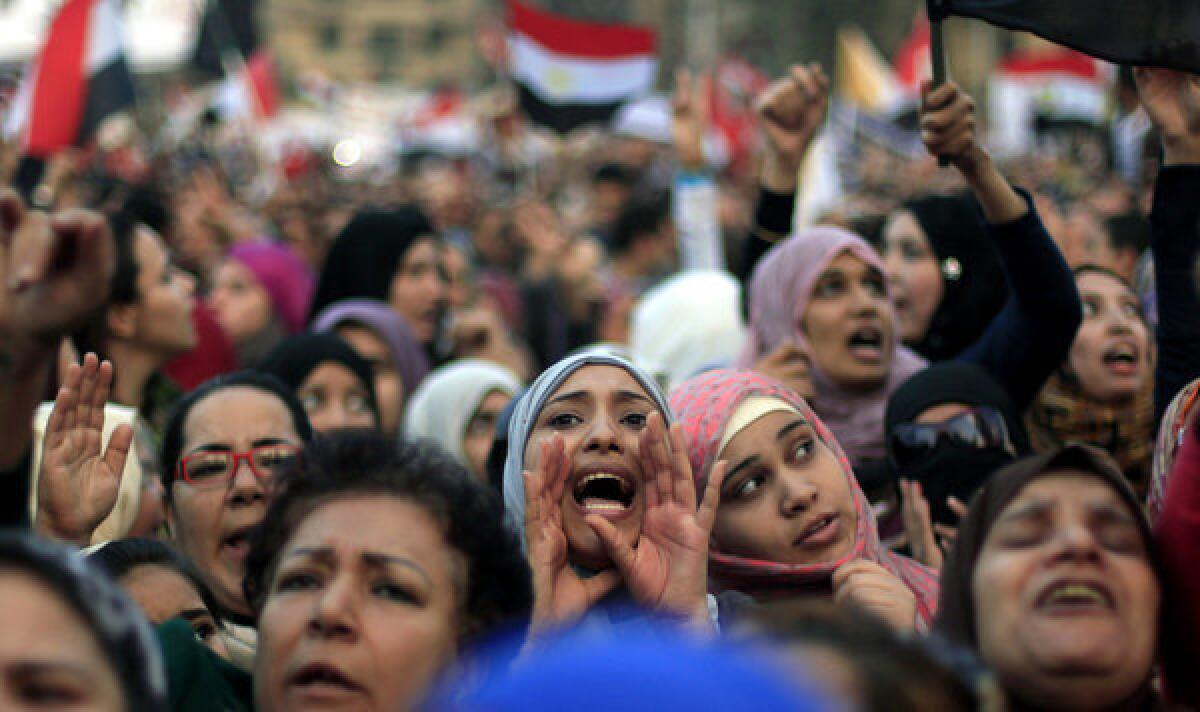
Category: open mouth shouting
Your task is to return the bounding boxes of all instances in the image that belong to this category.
[570,466,638,522]
[846,325,885,363]
[221,524,256,565]
[1101,341,1140,378]
[1035,578,1116,616]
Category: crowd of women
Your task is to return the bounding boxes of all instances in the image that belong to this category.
[0,57,1196,711]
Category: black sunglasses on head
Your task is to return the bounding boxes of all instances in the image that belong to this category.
[889,406,1014,471]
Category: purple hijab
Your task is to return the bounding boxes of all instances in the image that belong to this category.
[310,299,430,398]
[227,242,314,334]
[737,226,927,463]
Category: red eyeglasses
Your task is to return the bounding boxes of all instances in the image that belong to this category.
[176,444,301,488]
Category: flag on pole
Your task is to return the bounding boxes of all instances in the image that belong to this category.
[935,0,1200,74]
[191,0,277,120]
[507,0,658,135]
[5,0,136,158]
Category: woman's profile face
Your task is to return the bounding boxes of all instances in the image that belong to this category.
[388,237,447,345]
[713,410,857,566]
[255,495,462,712]
[1066,272,1150,404]
[881,211,943,345]
[0,570,124,710]
[971,472,1158,709]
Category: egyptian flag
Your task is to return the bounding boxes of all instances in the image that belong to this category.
[192,0,277,120]
[8,0,136,159]
[933,0,1200,74]
[507,0,657,135]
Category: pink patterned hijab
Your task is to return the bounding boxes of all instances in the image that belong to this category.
[671,369,939,630]
[737,226,927,464]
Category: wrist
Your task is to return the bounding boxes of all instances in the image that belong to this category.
[1162,136,1200,166]
[760,154,799,194]
[952,145,993,181]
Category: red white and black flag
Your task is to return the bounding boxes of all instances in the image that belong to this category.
[507,0,658,135]
[191,0,278,120]
[932,0,1200,74]
[5,0,136,158]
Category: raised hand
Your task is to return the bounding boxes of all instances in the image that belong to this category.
[1134,67,1200,165]
[899,479,967,570]
[523,435,620,634]
[35,353,133,546]
[832,558,918,632]
[672,68,709,171]
[756,63,829,192]
[0,190,115,345]
[585,412,725,632]
[919,80,984,173]
[752,341,814,402]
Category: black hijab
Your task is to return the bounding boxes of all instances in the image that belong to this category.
[935,445,1157,684]
[257,333,380,425]
[0,532,168,711]
[306,206,436,323]
[903,194,1009,362]
[886,362,1030,525]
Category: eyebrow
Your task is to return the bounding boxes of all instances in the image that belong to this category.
[777,418,810,441]
[546,390,589,407]
[286,547,433,588]
[178,608,213,622]
[726,455,760,485]
[9,660,96,681]
[614,390,653,405]
[996,499,1053,524]
[187,437,293,455]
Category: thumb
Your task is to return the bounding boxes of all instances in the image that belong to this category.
[102,424,134,477]
[585,514,637,575]
[581,568,621,604]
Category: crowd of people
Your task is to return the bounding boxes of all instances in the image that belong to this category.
[0,53,1196,711]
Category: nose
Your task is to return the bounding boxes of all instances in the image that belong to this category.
[778,468,818,516]
[308,575,358,642]
[582,413,622,455]
[882,249,904,287]
[226,456,266,508]
[176,269,197,298]
[1104,308,1135,336]
[850,283,881,317]
[1053,520,1103,564]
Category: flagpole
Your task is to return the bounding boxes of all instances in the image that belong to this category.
[927,0,950,166]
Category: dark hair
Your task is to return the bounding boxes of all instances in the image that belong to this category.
[88,537,223,624]
[160,371,315,492]
[592,162,636,187]
[71,210,140,360]
[610,192,671,257]
[243,430,532,642]
[741,600,993,712]
[1103,212,1150,255]
[0,532,167,711]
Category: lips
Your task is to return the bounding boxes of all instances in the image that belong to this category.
[793,512,840,549]
[1101,341,1140,377]
[287,662,364,698]
[220,524,256,563]
[569,464,638,521]
[1035,578,1115,614]
[846,326,884,362]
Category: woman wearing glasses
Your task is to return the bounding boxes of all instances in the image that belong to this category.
[885,362,1028,568]
[160,371,314,670]
[671,369,939,633]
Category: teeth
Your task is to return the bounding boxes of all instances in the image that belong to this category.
[1047,584,1106,605]
[583,502,626,511]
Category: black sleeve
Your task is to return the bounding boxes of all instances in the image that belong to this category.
[1152,165,1200,420]
[0,449,32,529]
[957,188,1082,411]
[738,187,796,315]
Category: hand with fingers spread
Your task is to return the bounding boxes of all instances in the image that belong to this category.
[1134,67,1200,165]
[752,341,814,402]
[35,353,133,546]
[756,63,830,192]
[523,434,621,634]
[899,479,968,570]
[584,412,726,631]
[832,558,918,632]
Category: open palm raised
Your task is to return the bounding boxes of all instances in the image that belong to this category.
[36,353,132,546]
